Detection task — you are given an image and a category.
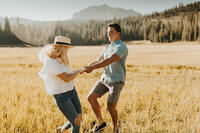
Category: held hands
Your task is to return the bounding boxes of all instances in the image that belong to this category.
[79,65,95,74]
[84,65,95,73]
[78,68,85,74]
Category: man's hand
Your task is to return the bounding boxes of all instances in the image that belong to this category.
[79,66,94,74]
[83,66,95,73]
[75,114,82,126]
[79,68,86,74]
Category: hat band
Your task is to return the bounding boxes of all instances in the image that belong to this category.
[55,41,71,46]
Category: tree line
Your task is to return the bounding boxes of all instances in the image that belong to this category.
[48,10,200,44]
[48,2,200,44]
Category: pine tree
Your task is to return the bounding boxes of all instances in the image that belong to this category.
[4,17,11,34]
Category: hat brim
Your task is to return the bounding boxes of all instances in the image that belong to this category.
[50,44,74,48]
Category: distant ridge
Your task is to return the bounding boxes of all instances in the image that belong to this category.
[72,4,141,20]
[0,17,55,26]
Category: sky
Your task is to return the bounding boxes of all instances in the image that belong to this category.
[0,0,199,21]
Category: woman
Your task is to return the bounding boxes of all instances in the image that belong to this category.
[38,36,84,133]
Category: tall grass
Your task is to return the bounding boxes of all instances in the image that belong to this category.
[0,45,200,133]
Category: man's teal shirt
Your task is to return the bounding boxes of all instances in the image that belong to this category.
[101,40,128,84]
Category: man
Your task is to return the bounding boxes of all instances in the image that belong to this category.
[84,23,128,133]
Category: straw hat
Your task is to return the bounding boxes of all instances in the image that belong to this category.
[52,36,74,48]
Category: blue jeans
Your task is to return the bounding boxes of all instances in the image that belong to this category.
[53,87,82,133]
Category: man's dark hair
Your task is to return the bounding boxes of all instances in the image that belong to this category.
[107,23,121,33]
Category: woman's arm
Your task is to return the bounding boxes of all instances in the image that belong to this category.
[57,69,81,82]
[84,54,120,73]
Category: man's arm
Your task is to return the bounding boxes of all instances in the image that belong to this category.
[84,54,120,73]
[87,55,104,66]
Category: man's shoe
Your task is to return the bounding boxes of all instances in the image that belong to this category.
[94,122,107,132]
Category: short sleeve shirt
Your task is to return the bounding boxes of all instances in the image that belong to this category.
[101,40,128,84]
[38,57,74,95]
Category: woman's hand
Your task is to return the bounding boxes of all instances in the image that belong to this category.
[79,68,87,74]
[75,113,82,126]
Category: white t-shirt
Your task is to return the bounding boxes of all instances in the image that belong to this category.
[38,57,74,95]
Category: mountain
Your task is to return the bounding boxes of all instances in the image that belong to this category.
[0,17,55,26]
[0,5,141,26]
[72,4,141,20]
[0,17,33,26]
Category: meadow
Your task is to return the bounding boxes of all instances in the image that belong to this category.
[0,43,200,133]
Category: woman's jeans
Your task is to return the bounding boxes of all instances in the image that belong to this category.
[53,87,82,133]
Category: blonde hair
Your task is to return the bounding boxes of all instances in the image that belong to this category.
[38,45,69,66]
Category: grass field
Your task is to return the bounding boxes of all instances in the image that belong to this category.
[0,43,200,133]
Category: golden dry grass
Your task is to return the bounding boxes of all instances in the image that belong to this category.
[0,43,200,133]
